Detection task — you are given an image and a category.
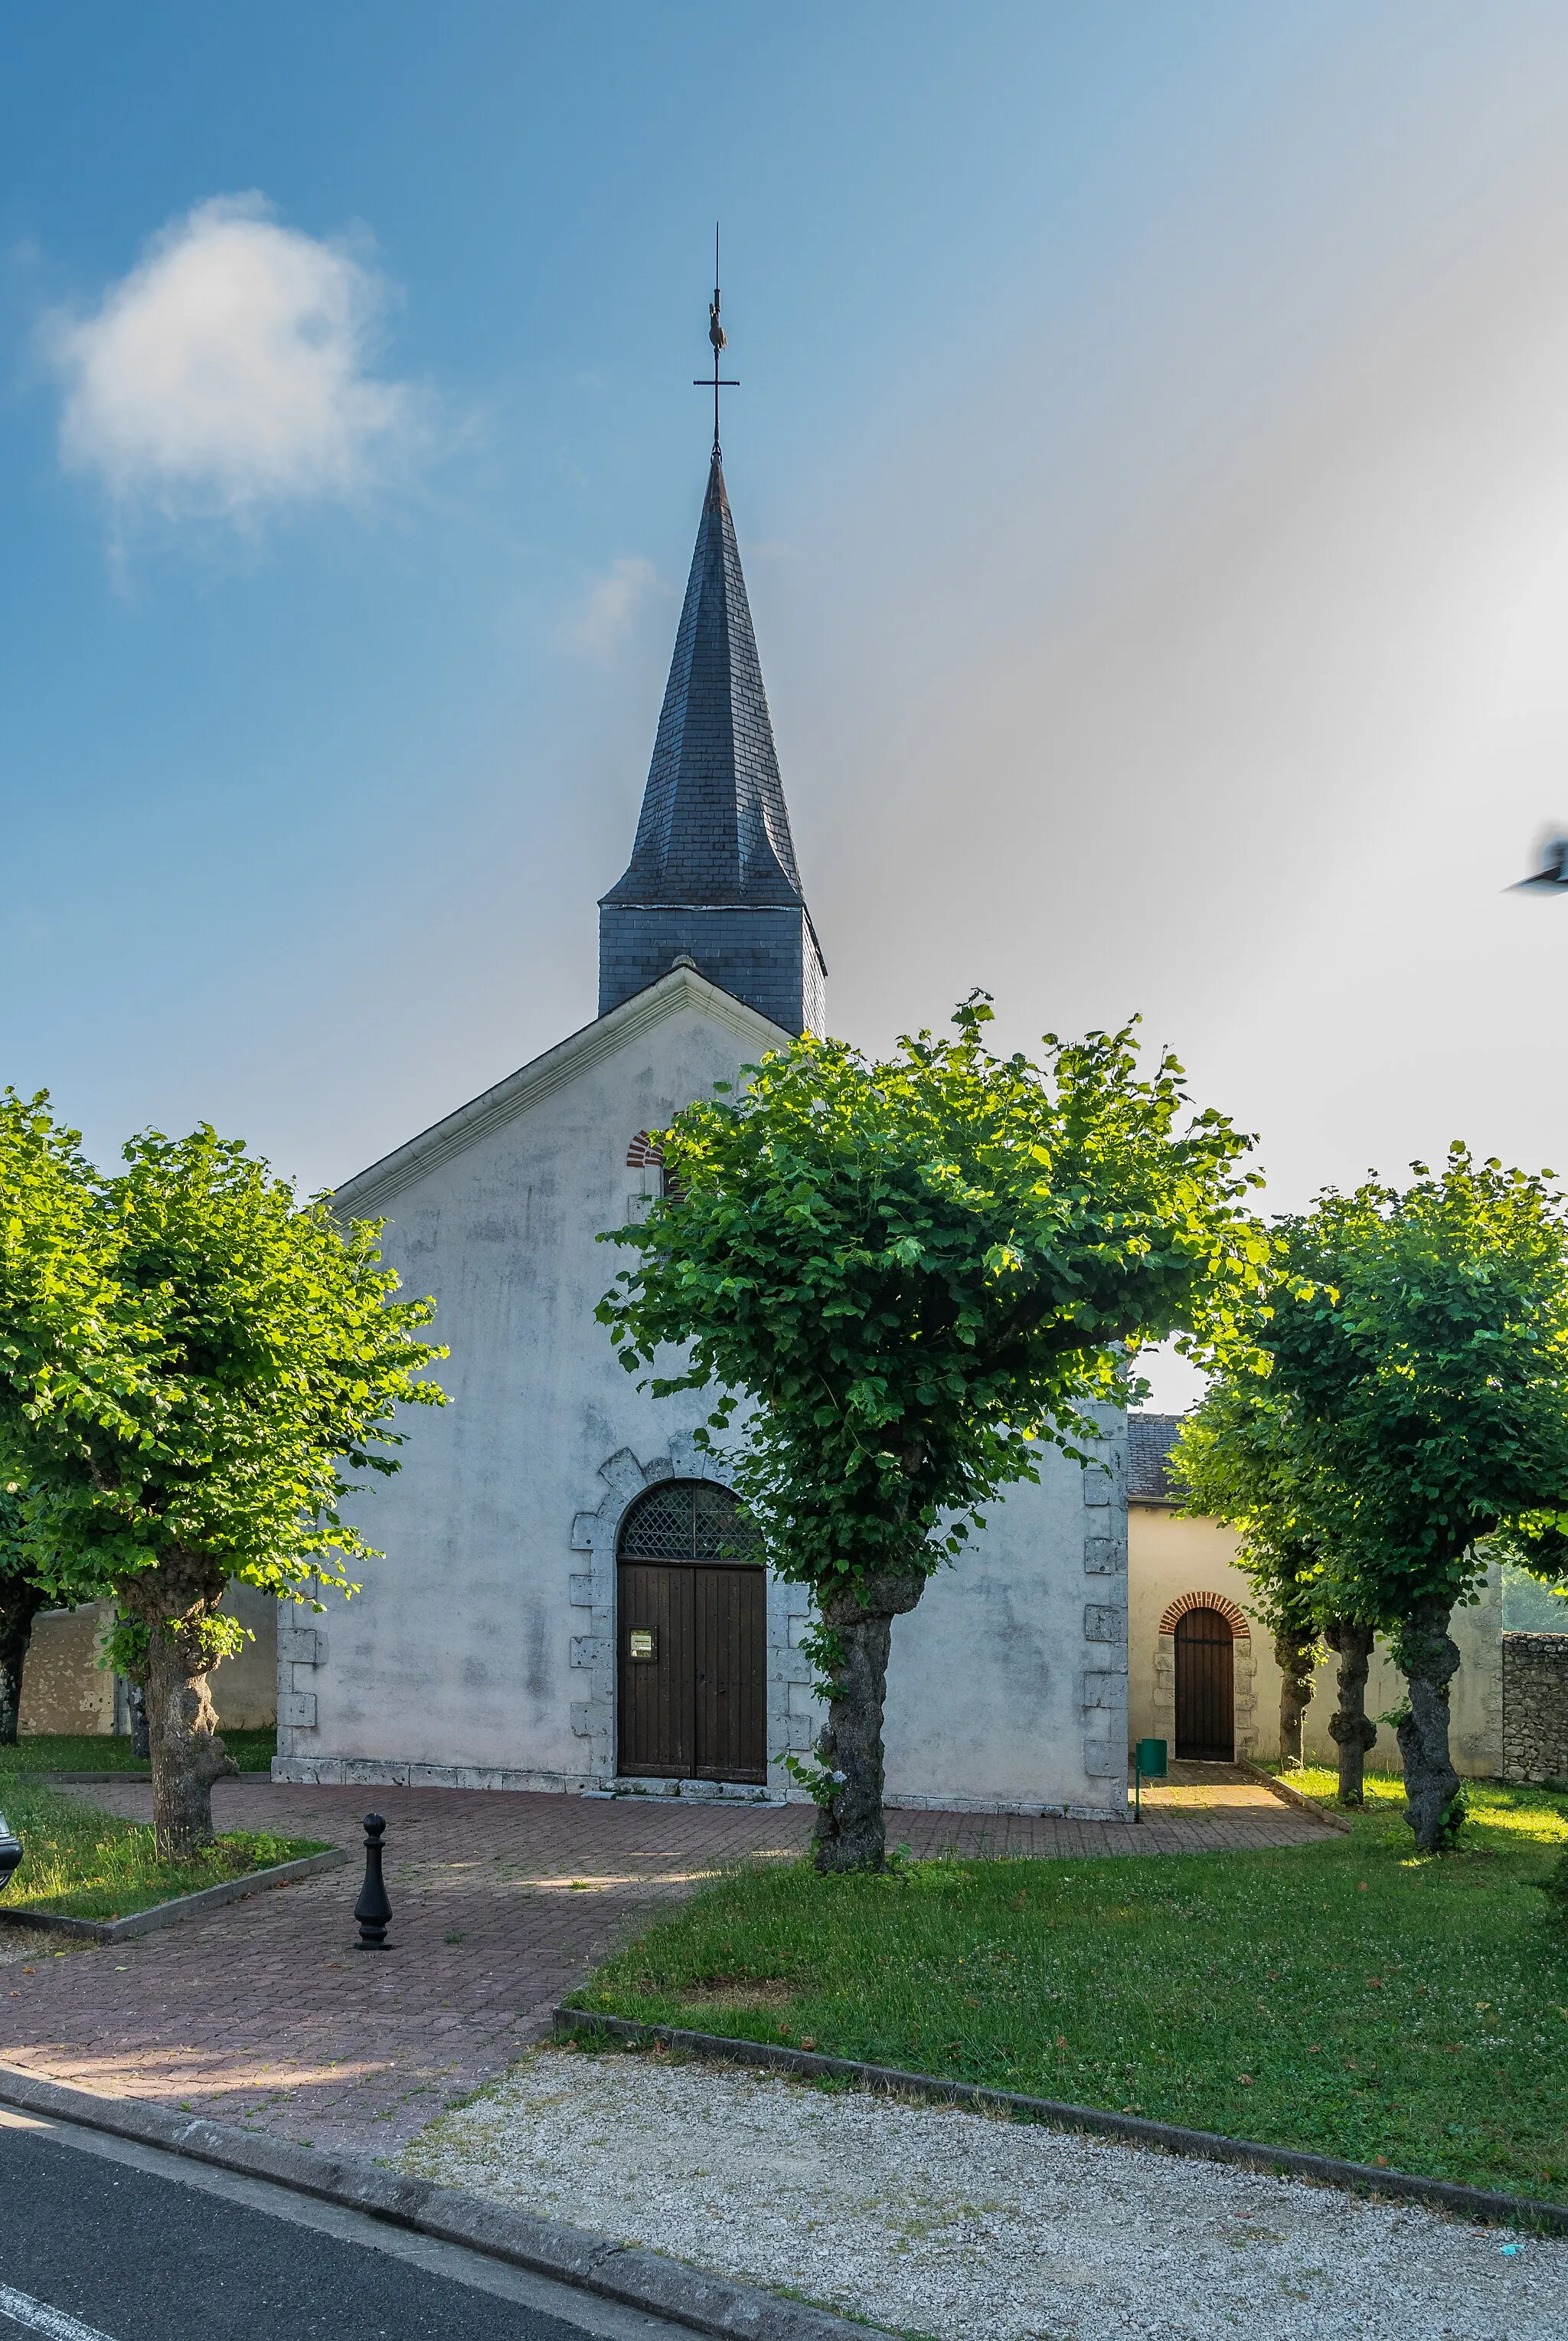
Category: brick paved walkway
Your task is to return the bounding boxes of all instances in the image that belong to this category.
[0,1770,1328,2158]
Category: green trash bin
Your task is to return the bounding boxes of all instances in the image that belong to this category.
[1132,1737,1167,1821]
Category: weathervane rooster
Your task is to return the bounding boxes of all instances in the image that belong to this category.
[696,224,738,458]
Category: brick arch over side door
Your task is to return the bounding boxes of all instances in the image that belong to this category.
[1151,1591,1258,1764]
[1158,1590,1250,1640]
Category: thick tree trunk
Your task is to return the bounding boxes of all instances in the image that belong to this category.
[812,1571,926,1874]
[1395,1596,1462,1854]
[144,1628,237,1859]
[1272,1627,1318,1767]
[1324,1617,1378,1806]
[120,1553,237,1861]
[0,1578,47,1747]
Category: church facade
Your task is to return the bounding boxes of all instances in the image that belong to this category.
[273,453,1130,1816]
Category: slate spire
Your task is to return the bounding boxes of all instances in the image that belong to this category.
[598,450,825,1034]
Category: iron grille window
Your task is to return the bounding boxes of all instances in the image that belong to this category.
[618,1479,760,1563]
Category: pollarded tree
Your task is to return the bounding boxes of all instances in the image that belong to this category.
[1265,1149,1568,1850]
[599,997,1268,1872]
[0,1093,446,1856]
[1171,1373,1382,1798]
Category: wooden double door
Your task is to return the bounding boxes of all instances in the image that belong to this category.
[1174,1607,1235,1761]
[616,1479,767,1784]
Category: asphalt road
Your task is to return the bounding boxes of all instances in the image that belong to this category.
[0,2107,683,2341]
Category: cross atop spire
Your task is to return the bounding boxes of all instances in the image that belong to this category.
[697,223,739,459]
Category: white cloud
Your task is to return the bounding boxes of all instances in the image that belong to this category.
[560,556,669,659]
[47,195,420,521]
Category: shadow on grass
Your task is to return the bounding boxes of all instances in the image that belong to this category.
[0,1729,276,1776]
[0,1777,325,1921]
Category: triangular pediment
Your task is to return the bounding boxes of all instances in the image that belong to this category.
[334,967,789,1217]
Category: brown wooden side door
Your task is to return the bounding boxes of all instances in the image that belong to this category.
[1174,1607,1235,1761]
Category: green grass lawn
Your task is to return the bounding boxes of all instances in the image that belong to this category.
[572,1779,1568,2205]
[0,1777,325,1921]
[0,1728,276,1775]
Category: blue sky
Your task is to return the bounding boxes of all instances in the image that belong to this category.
[8,5,1568,1404]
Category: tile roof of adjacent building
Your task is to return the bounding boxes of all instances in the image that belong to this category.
[601,451,809,914]
[1128,1412,1186,1505]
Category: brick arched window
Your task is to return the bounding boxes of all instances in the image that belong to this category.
[626,1131,684,1203]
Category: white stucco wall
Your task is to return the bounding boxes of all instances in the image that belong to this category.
[1127,1504,1504,1777]
[277,974,773,1787]
[276,968,1128,1815]
[884,1416,1129,1817]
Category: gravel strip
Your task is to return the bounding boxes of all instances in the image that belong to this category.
[401,2045,1566,2340]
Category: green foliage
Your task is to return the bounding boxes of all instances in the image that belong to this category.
[0,1776,325,1920]
[0,1091,446,1614]
[0,1483,22,1581]
[1171,1371,1327,1651]
[577,1780,1568,2202]
[104,1610,150,1680]
[599,998,1266,1598]
[1179,1146,1568,1638]
[1263,1146,1568,1624]
[1502,1562,1568,1630]
[1432,1790,1469,1852]
[1539,1849,1568,1918]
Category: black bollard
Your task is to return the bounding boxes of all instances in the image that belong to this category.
[353,1813,393,1950]
[0,1813,21,1896]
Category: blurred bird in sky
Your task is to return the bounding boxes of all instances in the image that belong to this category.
[1511,833,1568,894]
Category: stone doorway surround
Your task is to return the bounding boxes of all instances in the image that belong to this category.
[1152,1590,1257,1764]
[568,1434,813,1800]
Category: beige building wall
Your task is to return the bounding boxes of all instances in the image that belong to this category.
[17,1602,118,1735]
[1128,1502,1503,1777]
[18,1583,278,1737]
[204,1584,280,1728]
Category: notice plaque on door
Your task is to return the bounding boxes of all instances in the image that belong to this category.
[628,1628,656,1661]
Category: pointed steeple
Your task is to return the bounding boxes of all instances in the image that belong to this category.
[599,452,825,1034]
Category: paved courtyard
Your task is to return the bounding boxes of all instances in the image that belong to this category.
[0,1768,1328,2156]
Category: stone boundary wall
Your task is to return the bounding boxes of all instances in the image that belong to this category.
[24,1584,276,1736]
[1501,1631,1568,1784]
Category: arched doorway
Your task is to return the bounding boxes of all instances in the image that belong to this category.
[616,1480,766,1784]
[1174,1607,1235,1761]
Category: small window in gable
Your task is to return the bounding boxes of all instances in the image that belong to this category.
[626,1130,682,1212]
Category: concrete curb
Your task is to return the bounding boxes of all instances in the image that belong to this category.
[0,1849,347,1944]
[0,2064,873,2339]
[1238,1761,1354,1833]
[554,2008,1568,2238]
